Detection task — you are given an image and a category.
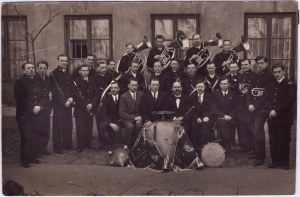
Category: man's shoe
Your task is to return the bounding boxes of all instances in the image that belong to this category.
[253,160,264,166]
[76,148,84,153]
[21,163,30,168]
[268,163,279,168]
[41,150,51,156]
[54,150,63,154]
[31,159,41,164]
[281,165,290,170]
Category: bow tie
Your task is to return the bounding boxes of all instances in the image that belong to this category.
[175,96,181,99]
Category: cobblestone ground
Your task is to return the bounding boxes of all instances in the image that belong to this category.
[2,124,296,168]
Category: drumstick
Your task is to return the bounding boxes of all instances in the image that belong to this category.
[182,106,195,119]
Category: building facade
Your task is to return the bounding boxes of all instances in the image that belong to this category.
[2,1,298,105]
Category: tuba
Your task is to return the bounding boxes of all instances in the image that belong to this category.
[194,33,223,70]
[227,36,250,62]
[160,30,189,71]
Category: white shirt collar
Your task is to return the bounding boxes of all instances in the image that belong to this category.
[278,76,285,83]
[209,74,215,78]
[222,90,228,95]
[130,71,137,77]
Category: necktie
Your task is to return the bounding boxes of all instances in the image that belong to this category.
[154,92,157,100]
[133,93,136,101]
[84,77,88,82]
[114,95,118,103]
[224,92,227,97]
[198,94,203,103]
[176,97,180,108]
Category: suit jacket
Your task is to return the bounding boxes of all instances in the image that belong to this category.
[102,94,121,124]
[36,74,51,115]
[49,66,75,107]
[190,92,213,122]
[164,94,192,119]
[119,90,144,122]
[147,46,165,70]
[119,71,146,94]
[165,70,185,94]
[226,73,241,93]
[73,76,98,115]
[204,74,221,94]
[141,91,166,121]
[150,72,168,93]
[265,78,296,126]
[118,53,143,74]
[212,90,237,119]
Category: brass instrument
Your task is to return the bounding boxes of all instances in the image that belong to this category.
[227,36,250,62]
[251,88,265,97]
[160,30,189,71]
[194,32,223,70]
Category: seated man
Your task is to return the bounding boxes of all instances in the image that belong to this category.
[141,77,167,123]
[190,80,214,149]
[212,77,237,150]
[100,82,123,148]
[119,78,144,148]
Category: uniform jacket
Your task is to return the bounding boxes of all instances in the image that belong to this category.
[119,90,144,122]
[184,46,208,77]
[213,51,240,76]
[119,71,146,94]
[165,70,185,94]
[181,75,202,96]
[147,46,165,70]
[150,72,168,93]
[204,74,221,94]
[71,66,97,81]
[118,53,143,74]
[36,74,51,114]
[141,91,166,122]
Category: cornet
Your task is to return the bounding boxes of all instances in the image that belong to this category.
[251,88,265,97]
[227,36,250,62]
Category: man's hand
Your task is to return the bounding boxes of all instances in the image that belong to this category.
[65,101,71,108]
[190,54,198,61]
[68,97,73,103]
[269,110,277,118]
[154,55,160,60]
[86,103,92,111]
[248,104,255,112]
[222,61,230,68]
[197,118,202,123]
[134,116,143,122]
[109,123,120,132]
[33,106,41,115]
[145,121,152,126]
[202,117,209,122]
[241,89,248,94]
[224,115,232,121]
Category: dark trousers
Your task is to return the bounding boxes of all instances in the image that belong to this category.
[268,123,291,165]
[75,113,93,149]
[251,114,266,161]
[95,108,105,146]
[52,106,73,151]
[36,112,50,153]
[216,119,235,148]
[99,121,123,146]
[191,121,212,149]
[122,120,143,148]
[237,112,254,152]
[18,115,39,164]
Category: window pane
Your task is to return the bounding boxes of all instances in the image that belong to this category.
[9,41,26,59]
[271,39,291,59]
[247,39,266,59]
[155,19,173,40]
[10,60,26,79]
[178,19,196,39]
[92,40,109,59]
[70,20,87,39]
[248,18,267,38]
[70,40,87,58]
[272,17,291,38]
[92,19,109,39]
[8,21,26,40]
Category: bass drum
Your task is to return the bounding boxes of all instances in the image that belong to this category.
[201,143,225,167]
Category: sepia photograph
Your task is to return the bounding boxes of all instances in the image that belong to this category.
[1,0,298,195]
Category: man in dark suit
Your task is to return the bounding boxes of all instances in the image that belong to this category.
[141,77,166,123]
[204,63,220,94]
[71,54,97,80]
[184,33,208,77]
[164,81,192,135]
[165,59,185,95]
[119,61,146,94]
[181,63,202,96]
[266,63,296,170]
[212,77,237,150]
[119,78,144,147]
[247,55,276,166]
[49,54,75,154]
[147,35,165,71]
[73,65,99,152]
[14,62,46,167]
[150,61,168,93]
[35,60,51,156]
[100,82,123,146]
[190,80,214,149]
[118,43,142,75]
[106,59,120,82]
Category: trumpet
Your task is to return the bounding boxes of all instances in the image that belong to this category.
[160,30,189,71]
[227,36,250,62]
[194,32,223,70]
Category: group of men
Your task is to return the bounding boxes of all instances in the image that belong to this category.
[14,33,296,170]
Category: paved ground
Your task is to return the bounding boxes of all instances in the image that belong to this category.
[1,115,297,195]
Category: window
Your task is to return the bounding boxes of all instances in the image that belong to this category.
[245,13,297,80]
[65,15,112,70]
[2,16,28,81]
[151,14,200,61]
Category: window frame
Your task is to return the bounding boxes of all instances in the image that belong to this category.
[244,12,297,80]
[2,15,29,82]
[64,15,113,61]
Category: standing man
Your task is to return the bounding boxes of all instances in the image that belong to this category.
[184,33,208,77]
[181,63,202,96]
[100,82,123,146]
[73,65,98,152]
[14,62,45,167]
[49,54,74,154]
[35,60,51,156]
[204,63,221,94]
[141,77,167,123]
[106,59,120,82]
[71,54,97,80]
[118,43,142,75]
[147,35,165,71]
[247,55,276,166]
[226,61,241,93]
[266,63,296,170]
[119,78,144,147]
[213,40,234,76]
[190,80,214,149]
[212,77,237,150]
[165,59,185,95]
[150,61,168,93]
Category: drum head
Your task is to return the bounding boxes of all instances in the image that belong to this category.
[201,143,225,167]
[108,144,129,166]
